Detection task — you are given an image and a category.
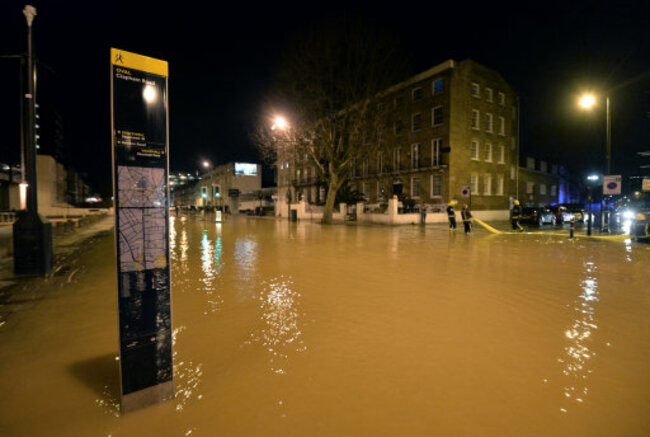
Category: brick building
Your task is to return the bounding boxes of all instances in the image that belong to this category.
[278,59,520,212]
[517,156,563,206]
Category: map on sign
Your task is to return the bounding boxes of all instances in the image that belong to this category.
[118,166,166,207]
[118,207,167,272]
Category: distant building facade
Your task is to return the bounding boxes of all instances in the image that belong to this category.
[173,162,261,213]
[277,59,521,212]
[517,156,563,206]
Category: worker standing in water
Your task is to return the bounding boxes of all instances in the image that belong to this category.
[511,199,524,231]
[461,204,473,234]
[447,201,457,230]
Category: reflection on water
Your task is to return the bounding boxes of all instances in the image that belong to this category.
[234,237,258,299]
[246,276,306,375]
[557,260,600,413]
[172,326,203,412]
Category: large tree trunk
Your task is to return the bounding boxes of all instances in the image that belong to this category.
[321,175,341,224]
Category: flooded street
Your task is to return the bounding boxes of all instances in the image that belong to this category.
[1,215,649,436]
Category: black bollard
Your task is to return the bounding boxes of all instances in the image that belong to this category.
[569,218,575,238]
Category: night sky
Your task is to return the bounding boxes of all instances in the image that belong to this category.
[1,0,648,196]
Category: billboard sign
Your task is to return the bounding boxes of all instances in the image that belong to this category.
[603,175,622,195]
[110,48,173,412]
[234,162,257,176]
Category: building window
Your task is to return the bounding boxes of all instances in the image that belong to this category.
[394,95,403,109]
[431,174,442,197]
[412,87,422,102]
[540,161,548,173]
[526,181,534,194]
[526,157,535,169]
[551,185,557,196]
[411,177,420,198]
[471,82,480,98]
[394,120,403,136]
[432,106,444,126]
[510,166,515,180]
[362,157,369,177]
[393,147,401,170]
[362,182,370,198]
[497,176,504,196]
[303,167,309,182]
[471,174,479,195]
[377,181,386,199]
[471,109,480,130]
[412,113,422,132]
[431,138,442,166]
[411,143,420,169]
[551,164,558,175]
[432,79,444,95]
[471,141,479,160]
[511,136,516,150]
[498,144,505,164]
[540,183,547,195]
[485,87,493,102]
[484,143,492,162]
[483,174,492,195]
[498,116,505,135]
[485,113,493,133]
[377,152,383,174]
[498,92,506,105]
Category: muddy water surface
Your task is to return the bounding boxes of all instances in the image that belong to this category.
[0,216,649,436]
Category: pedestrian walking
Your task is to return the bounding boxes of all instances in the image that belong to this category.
[447,201,457,230]
[511,199,524,231]
[461,204,472,234]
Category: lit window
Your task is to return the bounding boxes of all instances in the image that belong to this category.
[540,183,547,195]
[485,88,493,102]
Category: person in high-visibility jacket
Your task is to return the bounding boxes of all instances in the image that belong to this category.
[511,199,524,231]
[446,201,457,230]
[461,204,472,234]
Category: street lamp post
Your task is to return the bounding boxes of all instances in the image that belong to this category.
[12,5,53,276]
[586,175,599,236]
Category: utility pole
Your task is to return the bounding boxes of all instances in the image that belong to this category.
[13,4,53,276]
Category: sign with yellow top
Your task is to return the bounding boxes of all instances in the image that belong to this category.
[111,48,168,77]
[110,48,173,413]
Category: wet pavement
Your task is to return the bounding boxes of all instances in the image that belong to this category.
[0,214,648,436]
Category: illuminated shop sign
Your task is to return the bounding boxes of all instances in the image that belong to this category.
[234,163,257,176]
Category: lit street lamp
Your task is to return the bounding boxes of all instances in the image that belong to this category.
[13,4,53,275]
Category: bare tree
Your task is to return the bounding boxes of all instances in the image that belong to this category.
[255,20,410,224]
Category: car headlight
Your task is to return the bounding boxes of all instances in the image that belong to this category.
[623,210,635,219]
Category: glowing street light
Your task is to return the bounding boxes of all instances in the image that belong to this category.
[578,93,596,109]
[271,116,288,131]
[143,84,157,103]
[587,174,599,181]
[202,160,211,168]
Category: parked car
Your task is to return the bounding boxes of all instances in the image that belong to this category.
[564,204,586,222]
[630,211,649,242]
[548,205,573,224]
[520,207,556,225]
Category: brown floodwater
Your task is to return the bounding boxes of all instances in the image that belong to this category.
[1,215,649,436]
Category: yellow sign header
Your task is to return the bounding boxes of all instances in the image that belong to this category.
[111,48,168,77]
